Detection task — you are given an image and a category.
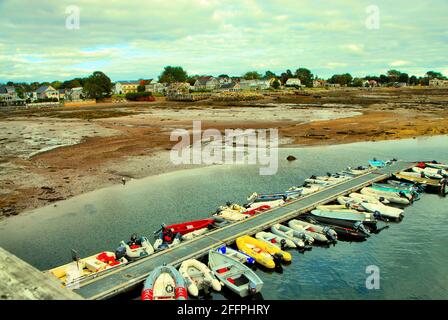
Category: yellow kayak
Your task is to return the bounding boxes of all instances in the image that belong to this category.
[236,235,292,269]
[48,251,127,286]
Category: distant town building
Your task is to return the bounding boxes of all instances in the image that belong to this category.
[313,79,327,87]
[113,81,140,95]
[36,85,59,100]
[217,82,242,92]
[0,86,17,103]
[65,87,84,101]
[58,89,67,100]
[325,83,341,88]
[285,78,301,87]
[429,78,448,87]
[239,79,271,90]
[193,76,220,91]
[145,82,166,94]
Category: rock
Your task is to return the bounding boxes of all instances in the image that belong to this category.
[286,155,297,161]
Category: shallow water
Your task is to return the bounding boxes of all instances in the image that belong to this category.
[1,135,447,299]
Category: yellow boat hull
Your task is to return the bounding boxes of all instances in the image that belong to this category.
[236,235,292,269]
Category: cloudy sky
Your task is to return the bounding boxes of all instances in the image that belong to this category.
[0,0,447,82]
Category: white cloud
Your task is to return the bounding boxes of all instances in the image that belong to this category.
[389,60,410,67]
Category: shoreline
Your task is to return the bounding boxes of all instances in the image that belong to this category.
[1,87,448,219]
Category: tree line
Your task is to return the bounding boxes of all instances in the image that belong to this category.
[2,68,446,101]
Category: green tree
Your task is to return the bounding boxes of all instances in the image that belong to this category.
[263,71,277,80]
[352,78,364,87]
[398,72,409,83]
[409,75,418,86]
[83,71,113,100]
[243,71,262,80]
[329,73,353,86]
[296,68,314,87]
[272,79,281,89]
[426,71,444,79]
[137,85,146,92]
[158,66,188,84]
[387,70,401,82]
[51,81,62,89]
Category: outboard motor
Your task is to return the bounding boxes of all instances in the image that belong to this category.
[322,226,337,242]
[280,239,287,250]
[354,221,370,235]
[310,175,317,180]
[115,245,126,260]
[373,210,383,221]
[248,281,257,295]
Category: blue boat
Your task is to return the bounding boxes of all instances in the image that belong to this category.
[368,159,385,167]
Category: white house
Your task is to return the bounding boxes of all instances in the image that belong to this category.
[429,78,448,87]
[36,85,59,100]
[65,87,84,101]
[0,86,17,103]
[193,76,220,91]
[216,82,242,92]
[239,79,271,90]
[145,82,166,94]
[285,78,301,86]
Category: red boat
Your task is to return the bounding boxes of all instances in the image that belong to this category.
[164,219,215,236]
[243,205,270,216]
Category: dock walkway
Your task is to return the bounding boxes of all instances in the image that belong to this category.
[75,161,414,300]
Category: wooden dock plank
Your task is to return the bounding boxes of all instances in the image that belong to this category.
[0,247,83,300]
[74,161,414,300]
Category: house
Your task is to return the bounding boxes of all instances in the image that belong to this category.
[58,89,67,100]
[394,82,408,88]
[218,76,232,85]
[24,91,38,102]
[166,82,191,98]
[313,79,327,88]
[217,82,242,92]
[36,85,59,100]
[193,76,220,91]
[113,81,140,95]
[65,87,84,101]
[429,78,448,87]
[0,86,17,103]
[325,83,341,88]
[239,79,271,90]
[285,78,301,87]
[145,82,166,94]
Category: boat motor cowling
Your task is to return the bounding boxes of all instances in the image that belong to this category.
[115,245,127,260]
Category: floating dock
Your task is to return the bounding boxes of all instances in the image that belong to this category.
[72,160,415,300]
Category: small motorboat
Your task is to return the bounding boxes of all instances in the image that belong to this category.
[394,173,441,190]
[288,184,321,195]
[337,196,403,221]
[153,232,182,251]
[49,251,127,286]
[179,259,221,297]
[162,219,215,236]
[236,235,291,269]
[271,223,313,246]
[216,246,255,265]
[208,250,263,298]
[255,231,297,249]
[316,204,364,214]
[310,209,377,230]
[305,174,350,186]
[181,228,209,241]
[246,199,285,210]
[247,192,286,203]
[361,187,410,205]
[342,166,372,176]
[349,192,390,204]
[116,234,154,261]
[214,209,249,222]
[243,204,270,216]
[141,265,187,300]
[412,167,446,179]
[425,162,448,170]
[288,219,337,243]
[368,159,385,168]
[301,215,370,241]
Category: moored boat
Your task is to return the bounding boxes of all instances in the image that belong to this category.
[162,219,215,236]
[271,223,312,246]
[49,251,127,286]
[255,231,297,249]
[116,235,154,261]
[208,250,263,297]
[361,187,410,205]
[141,265,187,300]
[179,259,221,297]
[216,246,255,265]
[310,209,377,230]
[288,219,337,242]
[236,235,291,269]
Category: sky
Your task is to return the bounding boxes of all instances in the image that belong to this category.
[0,0,447,83]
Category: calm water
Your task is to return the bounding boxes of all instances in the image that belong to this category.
[1,135,448,299]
